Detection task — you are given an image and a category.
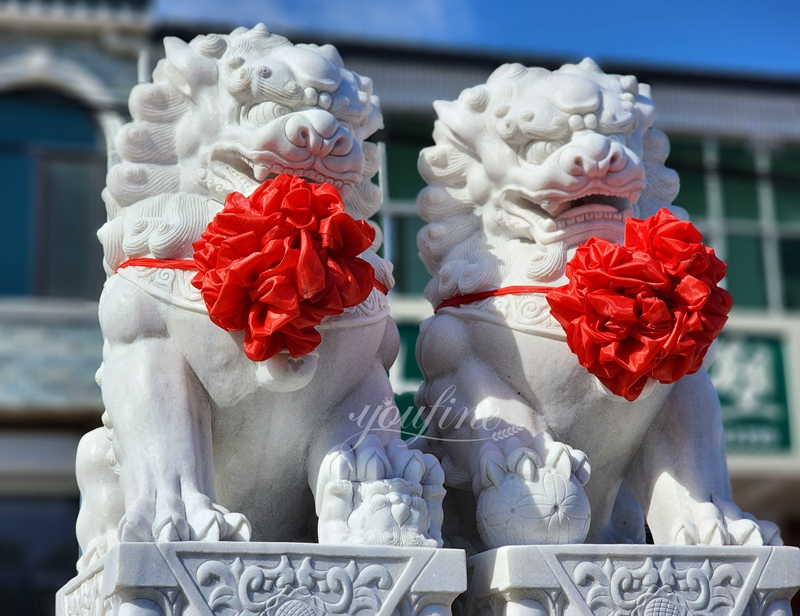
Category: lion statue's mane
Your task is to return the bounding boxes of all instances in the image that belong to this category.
[74,25,447,574]
[98,23,392,288]
[413,58,780,551]
[417,59,678,307]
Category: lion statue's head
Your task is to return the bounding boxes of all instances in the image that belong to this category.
[417,58,680,306]
[99,24,391,288]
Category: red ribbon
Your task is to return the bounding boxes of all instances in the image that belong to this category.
[433,209,732,401]
[116,258,197,272]
[115,174,387,362]
[116,258,388,295]
[435,285,555,312]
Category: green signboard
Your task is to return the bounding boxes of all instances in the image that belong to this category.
[708,333,792,453]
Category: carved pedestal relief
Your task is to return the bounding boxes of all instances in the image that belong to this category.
[465,546,799,616]
[57,543,465,616]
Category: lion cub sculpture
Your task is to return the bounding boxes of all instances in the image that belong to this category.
[415,59,780,549]
[74,25,444,570]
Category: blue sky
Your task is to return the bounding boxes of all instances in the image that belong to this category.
[155,0,800,79]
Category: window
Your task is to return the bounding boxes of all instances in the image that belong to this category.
[667,137,800,312]
[0,89,107,299]
[381,115,435,296]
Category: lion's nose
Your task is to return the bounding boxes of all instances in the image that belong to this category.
[559,134,628,178]
[283,109,353,157]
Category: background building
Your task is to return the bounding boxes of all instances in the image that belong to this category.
[0,2,798,613]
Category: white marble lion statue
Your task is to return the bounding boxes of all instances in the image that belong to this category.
[75,24,444,570]
[415,59,780,550]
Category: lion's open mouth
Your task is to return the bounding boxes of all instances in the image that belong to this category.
[209,147,361,198]
[565,193,626,210]
[544,192,632,246]
[504,187,636,247]
[552,194,629,230]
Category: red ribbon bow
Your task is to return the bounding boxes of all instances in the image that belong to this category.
[191,174,378,362]
[546,208,732,401]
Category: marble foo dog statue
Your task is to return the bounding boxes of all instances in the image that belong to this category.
[74,24,445,570]
[415,59,781,550]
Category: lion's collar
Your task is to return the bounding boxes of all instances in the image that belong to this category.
[116,266,389,329]
[436,287,566,340]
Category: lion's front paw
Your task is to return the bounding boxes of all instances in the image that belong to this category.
[475,435,591,549]
[318,436,445,547]
[668,498,781,546]
[119,490,251,543]
[77,527,119,572]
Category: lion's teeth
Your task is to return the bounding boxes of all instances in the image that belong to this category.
[255,165,270,181]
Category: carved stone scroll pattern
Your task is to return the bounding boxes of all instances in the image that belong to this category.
[63,570,107,616]
[119,267,205,313]
[119,267,389,326]
[441,293,565,340]
[569,557,748,616]
[191,555,396,615]
[323,288,389,326]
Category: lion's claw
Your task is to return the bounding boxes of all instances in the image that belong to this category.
[118,491,251,544]
[221,510,251,541]
[119,503,155,543]
[475,434,591,548]
[478,435,591,494]
[318,435,444,547]
[669,498,781,546]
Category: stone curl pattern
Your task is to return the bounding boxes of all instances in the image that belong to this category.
[100,24,388,283]
[416,62,680,307]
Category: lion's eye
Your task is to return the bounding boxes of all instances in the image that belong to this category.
[246,102,291,124]
[524,140,564,164]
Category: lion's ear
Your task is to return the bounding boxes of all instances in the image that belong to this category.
[163,37,219,99]
[637,82,653,104]
[433,100,483,142]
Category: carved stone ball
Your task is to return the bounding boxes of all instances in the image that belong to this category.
[643,597,685,616]
[274,599,322,616]
[475,468,590,548]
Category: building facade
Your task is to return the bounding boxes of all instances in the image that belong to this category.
[0,1,146,611]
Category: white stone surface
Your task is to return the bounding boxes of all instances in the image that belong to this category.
[74,24,444,573]
[57,542,466,616]
[415,59,780,549]
[465,545,800,616]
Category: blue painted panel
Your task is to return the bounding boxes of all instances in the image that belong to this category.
[0,89,101,148]
[0,89,106,297]
[0,150,32,294]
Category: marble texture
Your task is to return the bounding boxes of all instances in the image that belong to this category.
[415,59,780,549]
[465,544,800,616]
[57,542,466,616]
[75,24,444,579]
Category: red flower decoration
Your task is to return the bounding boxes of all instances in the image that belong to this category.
[191,173,377,361]
[546,208,732,401]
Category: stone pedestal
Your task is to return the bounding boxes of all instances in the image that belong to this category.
[57,542,466,616]
[465,545,800,616]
